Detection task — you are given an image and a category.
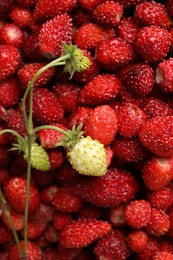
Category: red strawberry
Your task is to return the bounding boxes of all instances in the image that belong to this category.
[38,14,72,58]
[78,0,102,11]
[146,208,170,236]
[9,241,42,260]
[68,106,93,129]
[92,1,123,27]
[0,124,10,146]
[0,105,6,123]
[139,116,173,157]
[40,184,59,204]
[117,0,145,8]
[134,25,171,63]
[0,23,24,49]
[109,204,127,227]
[152,252,173,260]
[48,149,64,170]
[134,1,171,28]
[45,224,59,243]
[59,218,111,248]
[42,248,60,260]
[2,209,24,231]
[22,33,43,62]
[53,83,80,112]
[117,103,146,138]
[33,0,77,22]
[0,45,20,81]
[84,105,118,145]
[0,223,12,244]
[72,6,93,27]
[9,7,33,28]
[0,168,9,185]
[78,203,102,219]
[147,187,173,211]
[137,237,159,260]
[73,23,115,51]
[142,156,173,191]
[79,74,121,106]
[20,220,46,240]
[18,62,55,88]
[53,211,72,230]
[156,58,173,93]
[70,168,139,207]
[125,200,151,228]
[15,0,36,8]
[123,63,155,96]
[96,37,135,70]
[52,186,83,212]
[111,137,149,163]
[32,169,56,187]
[0,76,21,108]
[159,240,173,254]
[141,97,172,119]
[117,17,139,44]
[128,230,148,252]
[3,177,40,214]
[31,88,64,124]
[94,229,131,259]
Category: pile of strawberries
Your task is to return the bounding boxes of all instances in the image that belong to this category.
[1,0,173,259]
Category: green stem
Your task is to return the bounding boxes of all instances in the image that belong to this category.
[0,188,24,258]
[0,129,26,144]
[33,125,71,139]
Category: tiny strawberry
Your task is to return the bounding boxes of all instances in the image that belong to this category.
[139,116,173,157]
[117,17,139,44]
[146,208,170,236]
[84,105,118,145]
[96,37,135,70]
[39,14,72,58]
[18,62,55,88]
[72,6,93,27]
[9,6,33,28]
[142,156,173,191]
[94,229,131,259]
[109,204,127,227]
[73,23,115,51]
[148,187,173,211]
[79,74,121,106]
[53,212,72,230]
[59,218,111,248]
[47,149,64,170]
[78,0,102,11]
[0,45,20,81]
[92,1,123,27]
[4,177,40,214]
[20,220,46,240]
[0,223,12,244]
[78,203,102,219]
[125,200,151,228]
[128,230,148,252]
[22,33,43,62]
[152,252,173,260]
[134,25,171,63]
[137,237,159,260]
[68,106,93,129]
[40,184,59,204]
[156,58,173,93]
[2,209,24,231]
[134,1,171,28]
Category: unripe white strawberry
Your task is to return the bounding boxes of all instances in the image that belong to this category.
[68,136,107,176]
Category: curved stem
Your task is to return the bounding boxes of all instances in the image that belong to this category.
[0,129,26,144]
[33,125,71,139]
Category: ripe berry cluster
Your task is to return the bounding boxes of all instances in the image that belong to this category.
[1,0,173,259]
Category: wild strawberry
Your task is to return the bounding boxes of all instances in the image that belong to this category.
[0,45,20,81]
[152,252,173,260]
[117,0,145,8]
[0,223,12,244]
[0,168,9,185]
[94,229,131,259]
[53,212,73,230]
[73,23,115,51]
[111,137,149,163]
[141,97,172,119]
[9,7,33,28]
[159,240,173,254]
[52,186,83,212]
[84,105,118,145]
[31,88,64,124]
[118,103,146,138]
[40,184,59,204]
[142,156,173,191]
[134,25,171,63]
[72,6,93,27]
[42,248,60,260]
[4,177,40,214]
[146,208,170,236]
[0,23,24,49]
[78,0,102,10]
[79,74,121,106]
[147,187,173,211]
[2,209,24,231]
[92,1,123,27]
[68,106,93,129]
[45,224,59,243]
[48,149,64,170]
[128,230,148,252]
[20,220,46,240]
[96,37,135,70]
[39,14,72,58]
[167,206,173,238]
[53,83,80,112]
[78,203,102,219]
[0,105,6,123]
[0,125,10,146]
[56,163,80,184]
[0,76,21,108]
[9,241,42,260]
[117,17,139,44]
[22,33,43,62]
[125,200,151,228]
[137,237,159,260]
[70,168,138,207]
[18,62,55,88]
[156,58,173,93]
[109,204,127,227]
[59,218,111,248]
[33,0,77,22]
[123,63,155,96]
[134,1,171,28]
[139,116,173,157]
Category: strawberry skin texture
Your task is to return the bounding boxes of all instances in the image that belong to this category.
[39,14,72,58]
[139,116,173,157]
[134,25,170,63]
[79,74,121,106]
[156,58,173,93]
[128,230,148,252]
[59,218,111,248]
[117,17,139,44]
[78,0,102,11]
[0,45,20,81]
[32,88,64,124]
[33,0,77,21]
[73,23,115,51]
[9,6,33,28]
[84,105,118,145]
